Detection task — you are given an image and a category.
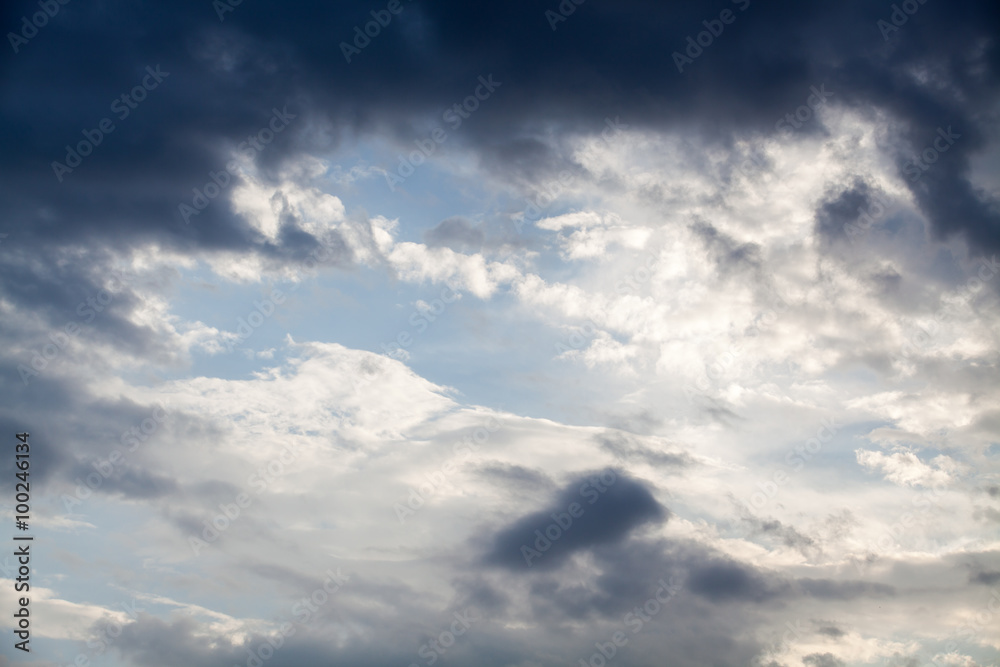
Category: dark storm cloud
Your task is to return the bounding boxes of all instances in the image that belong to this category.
[0,380,178,493]
[101,527,902,667]
[0,245,174,364]
[0,394,70,489]
[687,561,779,603]
[508,531,896,630]
[484,469,666,570]
[0,0,997,267]
[814,177,887,245]
[482,470,893,616]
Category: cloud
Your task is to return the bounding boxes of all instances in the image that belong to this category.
[814,176,890,246]
[424,217,487,252]
[484,470,667,570]
[3,2,1000,665]
[686,561,778,603]
[2,0,997,263]
[855,449,959,488]
[802,653,846,667]
[734,501,819,556]
[597,431,696,469]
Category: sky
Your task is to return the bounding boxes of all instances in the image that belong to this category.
[0,1,999,666]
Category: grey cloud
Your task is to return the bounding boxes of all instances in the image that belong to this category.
[449,576,511,616]
[598,431,696,469]
[733,501,820,557]
[796,578,895,600]
[424,217,487,252]
[484,470,667,570]
[65,460,179,500]
[969,570,1000,585]
[1,0,996,265]
[690,220,764,279]
[475,462,555,491]
[814,176,886,245]
[802,653,846,667]
[687,561,779,603]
